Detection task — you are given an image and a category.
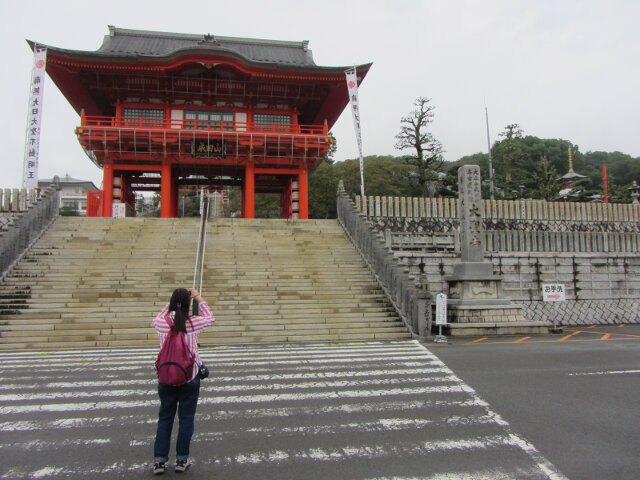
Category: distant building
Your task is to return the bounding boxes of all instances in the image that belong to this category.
[38,175,99,215]
[555,148,587,202]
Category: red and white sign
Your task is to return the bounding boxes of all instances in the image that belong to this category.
[345,67,365,198]
[23,47,47,190]
[112,203,127,218]
[542,284,566,302]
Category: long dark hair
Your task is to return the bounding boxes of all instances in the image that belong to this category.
[169,288,191,333]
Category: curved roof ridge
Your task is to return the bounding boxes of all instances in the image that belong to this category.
[107,25,308,49]
[99,26,314,65]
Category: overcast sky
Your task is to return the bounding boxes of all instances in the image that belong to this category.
[1,0,638,190]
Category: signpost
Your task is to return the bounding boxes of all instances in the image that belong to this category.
[542,284,565,333]
[434,293,448,343]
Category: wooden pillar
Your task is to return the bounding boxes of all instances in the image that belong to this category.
[298,167,308,220]
[102,162,114,217]
[160,163,173,218]
[243,149,255,219]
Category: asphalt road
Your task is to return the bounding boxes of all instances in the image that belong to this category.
[1,328,638,479]
[1,341,565,480]
[430,324,640,480]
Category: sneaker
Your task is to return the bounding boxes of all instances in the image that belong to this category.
[152,462,166,475]
[175,457,194,473]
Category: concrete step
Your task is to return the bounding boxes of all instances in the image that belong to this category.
[0,217,409,348]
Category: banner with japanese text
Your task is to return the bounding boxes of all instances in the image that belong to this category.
[345,67,365,197]
[23,47,47,190]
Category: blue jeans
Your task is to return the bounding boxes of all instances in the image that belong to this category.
[153,377,200,463]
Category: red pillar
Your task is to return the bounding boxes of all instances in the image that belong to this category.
[160,163,173,218]
[244,161,255,219]
[102,163,114,217]
[298,167,309,220]
[171,176,179,217]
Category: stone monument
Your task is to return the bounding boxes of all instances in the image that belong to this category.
[444,165,548,335]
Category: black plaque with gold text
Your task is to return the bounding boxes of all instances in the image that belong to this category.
[192,139,226,158]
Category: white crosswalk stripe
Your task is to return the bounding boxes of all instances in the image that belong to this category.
[0,341,567,479]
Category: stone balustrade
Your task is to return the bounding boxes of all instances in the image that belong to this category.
[356,195,640,254]
[337,184,432,337]
[0,188,41,213]
[0,180,60,278]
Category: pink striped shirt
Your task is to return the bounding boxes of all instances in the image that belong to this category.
[153,301,215,381]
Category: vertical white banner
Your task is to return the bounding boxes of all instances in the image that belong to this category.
[23,47,47,190]
[345,68,365,198]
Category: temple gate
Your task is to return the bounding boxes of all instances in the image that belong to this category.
[31,26,370,218]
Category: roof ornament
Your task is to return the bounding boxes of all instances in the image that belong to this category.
[201,33,219,45]
[568,146,574,173]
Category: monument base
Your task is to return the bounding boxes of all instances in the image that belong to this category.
[444,261,549,336]
[443,304,549,336]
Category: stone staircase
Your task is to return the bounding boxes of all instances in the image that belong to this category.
[0,217,410,349]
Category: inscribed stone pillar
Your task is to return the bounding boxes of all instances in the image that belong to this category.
[443,166,548,335]
[451,166,493,279]
[458,166,484,263]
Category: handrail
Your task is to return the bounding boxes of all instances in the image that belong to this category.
[80,115,329,136]
[336,182,432,338]
[191,190,209,315]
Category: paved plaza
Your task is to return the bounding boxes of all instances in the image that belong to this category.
[0,341,566,479]
[432,325,640,480]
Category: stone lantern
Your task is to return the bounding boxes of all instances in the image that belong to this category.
[629,180,640,204]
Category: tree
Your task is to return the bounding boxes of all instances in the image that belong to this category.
[445,153,487,197]
[535,155,560,201]
[395,97,444,197]
[309,158,339,218]
[309,132,339,219]
[494,123,524,198]
[59,206,80,216]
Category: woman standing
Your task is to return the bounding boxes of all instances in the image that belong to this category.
[152,287,214,475]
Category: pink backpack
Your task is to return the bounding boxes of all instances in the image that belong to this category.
[155,319,194,385]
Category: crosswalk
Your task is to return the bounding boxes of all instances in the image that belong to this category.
[0,341,566,479]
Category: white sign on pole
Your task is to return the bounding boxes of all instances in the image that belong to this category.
[23,47,47,190]
[345,67,365,198]
[435,293,448,325]
[112,203,126,218]
[542,284,566,302]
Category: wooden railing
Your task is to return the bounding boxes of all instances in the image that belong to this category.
[80,115,328,136]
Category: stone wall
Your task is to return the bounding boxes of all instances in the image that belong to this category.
[394,251,640,326]
[354,194,640,326]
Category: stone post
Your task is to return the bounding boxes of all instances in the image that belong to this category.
[444,165,548,335]
[451,165,494,280]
